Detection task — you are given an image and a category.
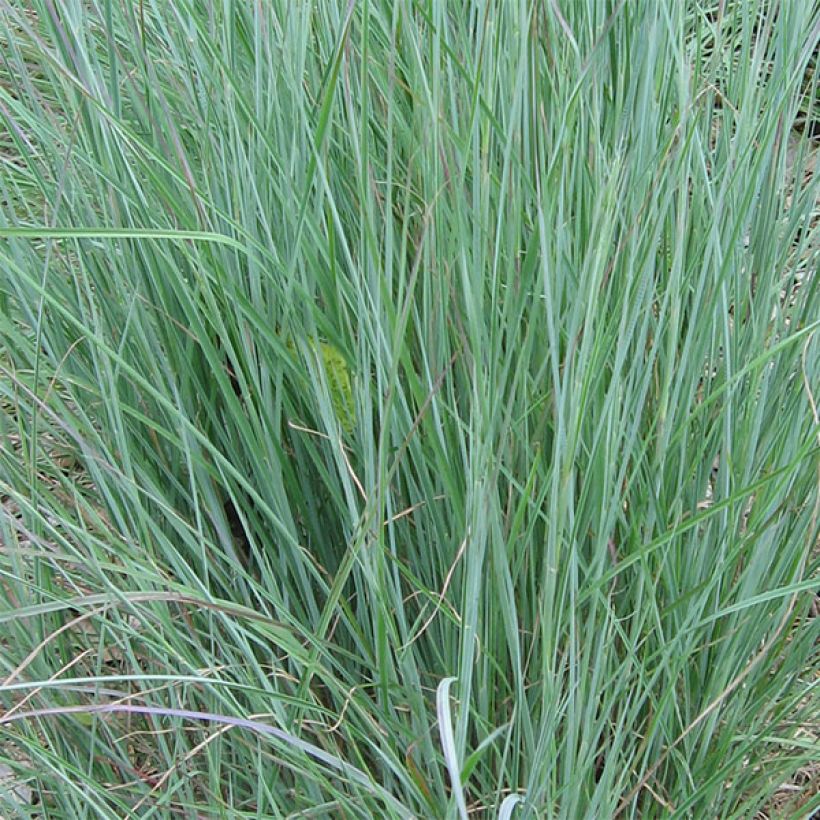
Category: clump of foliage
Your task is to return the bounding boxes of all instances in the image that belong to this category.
[0,1,817,817]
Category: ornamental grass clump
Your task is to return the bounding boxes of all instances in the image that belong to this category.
[0,1,818,817]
